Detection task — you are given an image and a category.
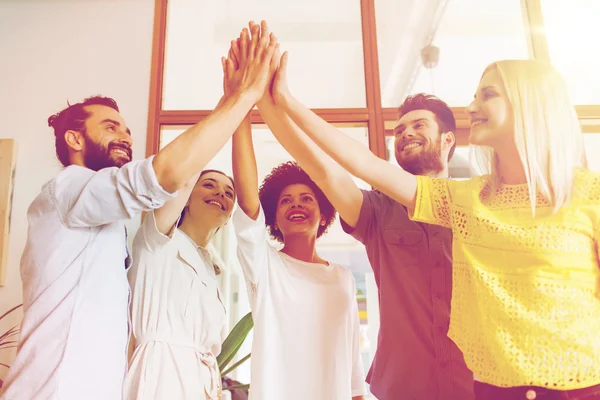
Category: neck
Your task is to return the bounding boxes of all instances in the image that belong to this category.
[280,234,324,264]
[429,166,449,179]
[179,218,219,248]
[496,145,527,185]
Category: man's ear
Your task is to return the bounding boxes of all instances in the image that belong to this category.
[65,129,84,152]
[442,131,456,152]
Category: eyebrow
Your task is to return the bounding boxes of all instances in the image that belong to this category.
[393,118,429,135]
[201,178,234,193]
[474,86,497,99]
[101,119,131,135]
[280,192,315,198]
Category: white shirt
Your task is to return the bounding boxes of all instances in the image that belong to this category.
[233,208,366,400]
[124,211,226,400]
[0,157,174,400]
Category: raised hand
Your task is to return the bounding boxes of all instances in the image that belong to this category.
[271,51,290,105]
[234,20,279,104]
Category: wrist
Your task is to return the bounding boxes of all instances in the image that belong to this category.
[227,89,258,112]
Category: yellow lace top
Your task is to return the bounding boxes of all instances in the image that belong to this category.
[411,169,600,389]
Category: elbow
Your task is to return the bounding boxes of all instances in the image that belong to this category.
[152,157,180,194]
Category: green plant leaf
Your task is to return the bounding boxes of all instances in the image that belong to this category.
[221,352,251,377]
[223,384,250,392]
[0,304,22,322]
[217,312,253,372]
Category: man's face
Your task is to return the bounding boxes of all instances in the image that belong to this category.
[81,105,133,171]
[393,109,445,176]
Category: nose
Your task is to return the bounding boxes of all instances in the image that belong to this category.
[118,134,133,148]
[466,99,478,115]
[290,201,304,209]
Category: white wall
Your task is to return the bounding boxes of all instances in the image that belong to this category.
[0,0,155,380]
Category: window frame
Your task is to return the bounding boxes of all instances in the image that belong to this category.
[145,0,600,158]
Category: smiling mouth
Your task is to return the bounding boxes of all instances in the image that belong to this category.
[402,142,423,152]
[287,211,308,222]
[471,119,487,127]
[205,199,225,210]
[110,147,131,159]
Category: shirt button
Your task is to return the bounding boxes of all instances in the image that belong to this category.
[432,231,439,237]
[436,326,445,334]
[436,293,443,300]
[440,361,448,368]
[434,262,441,268]
[526,389,537,399]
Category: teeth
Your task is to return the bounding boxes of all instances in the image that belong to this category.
[403,143,422,151]
[206,200,223,210]
[472,120,487,126]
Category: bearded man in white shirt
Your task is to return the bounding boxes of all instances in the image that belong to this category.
[1,22,278,399]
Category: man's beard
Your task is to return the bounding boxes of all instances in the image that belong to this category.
[83,136,131,171]
[395,137,445,176]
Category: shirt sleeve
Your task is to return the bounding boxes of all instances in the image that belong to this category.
[232,207,271,286]
[52,156,176,228]
[340,189,382,243]
[134,209,179,253]
[350,275,366,397]
[409,175,453,228]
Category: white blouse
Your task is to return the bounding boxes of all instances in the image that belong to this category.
[124,211,226,400]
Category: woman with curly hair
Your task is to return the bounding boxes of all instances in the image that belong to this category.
[225,25,365,400]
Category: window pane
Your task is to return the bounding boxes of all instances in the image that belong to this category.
[376,0,530,107]
[541,0,600,104]
[163,0,366,109]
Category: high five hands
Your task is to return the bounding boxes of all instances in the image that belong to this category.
[222,20,290,106]
[220,20,279,104]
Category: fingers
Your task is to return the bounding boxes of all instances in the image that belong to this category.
[230,39,240,69]
[280,51,289,74]
[240,28,249,62]
[262,35,279,66]
[221,56,226,73]
[269,40,281,72]
[249,21,260,60]
[225,58,235,81]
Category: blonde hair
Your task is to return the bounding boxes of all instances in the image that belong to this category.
[473,59,587,214]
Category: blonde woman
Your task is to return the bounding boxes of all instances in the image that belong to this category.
[272,57,600,399]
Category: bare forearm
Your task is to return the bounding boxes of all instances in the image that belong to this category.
[153,91,255,193]
[232,117,260,219]
[279,92,418,209]
[257,98,363,226]
[279,93,376,179]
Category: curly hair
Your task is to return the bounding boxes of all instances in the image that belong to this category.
[398,93,456,160]
[48,95,120,167]
[258,162,336,243]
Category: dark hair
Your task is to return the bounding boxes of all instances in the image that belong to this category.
[397,93,456,160]
[258,162,336,243]
[48,96,120,167]
[177,169,235,228]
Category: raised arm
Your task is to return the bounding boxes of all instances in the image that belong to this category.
[225,30,261,220]
[152,21,277,194]
[274,53,418,210]
[256,51,363,227]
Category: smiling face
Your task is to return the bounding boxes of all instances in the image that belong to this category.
[79,105,133,171]
[273,183,325,241]
[393,109,446,176]
[185,172,235,228]
[467,67,514,148]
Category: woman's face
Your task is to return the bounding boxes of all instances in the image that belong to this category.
[466,67,514,148]
[186,172,235,227]
[274,183,325,241]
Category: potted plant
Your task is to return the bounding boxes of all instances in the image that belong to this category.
[0,304,22,389]
[219,312,253,398]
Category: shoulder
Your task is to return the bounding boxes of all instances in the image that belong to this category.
[573,168,600,204]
